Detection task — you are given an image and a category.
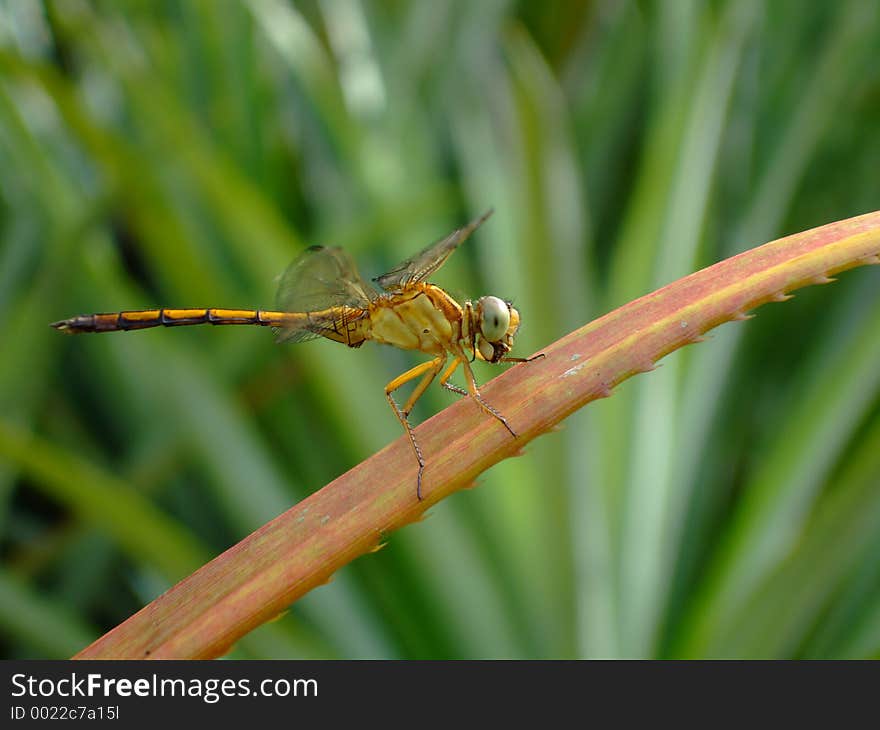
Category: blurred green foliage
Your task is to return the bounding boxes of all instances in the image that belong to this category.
[0,0,878,659]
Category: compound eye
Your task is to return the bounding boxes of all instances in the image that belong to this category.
[480,296,510,342]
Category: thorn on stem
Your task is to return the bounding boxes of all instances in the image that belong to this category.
[770,291,793,302]
[810,274,836,285]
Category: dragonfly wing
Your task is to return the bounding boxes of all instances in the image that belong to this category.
[274,245,377,344]
[274,327,322,345]
[274,309,361,345]
[276,245,378,311]
[374,209,493,291]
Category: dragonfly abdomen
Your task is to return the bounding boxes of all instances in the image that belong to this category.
[51,308,292,333]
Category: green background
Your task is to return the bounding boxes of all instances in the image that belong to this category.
[1,0,879,659]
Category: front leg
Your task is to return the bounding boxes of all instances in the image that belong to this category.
[439,356,468,397]
[443,350,517,438]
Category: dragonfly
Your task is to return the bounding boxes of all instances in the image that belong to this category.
[52,209,538,500]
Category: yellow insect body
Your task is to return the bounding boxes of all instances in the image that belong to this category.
[368,285,459,355]
[51,210,536,499]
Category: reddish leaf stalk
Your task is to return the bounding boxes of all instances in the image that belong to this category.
[74,211,880,659]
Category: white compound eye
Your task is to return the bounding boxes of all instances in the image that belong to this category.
[480,296,510,342]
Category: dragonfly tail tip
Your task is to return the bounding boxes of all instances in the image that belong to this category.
[50,319,75,333]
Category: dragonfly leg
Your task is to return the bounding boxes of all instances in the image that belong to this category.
[501,353,546,364]
[385,356,446,500]
[439,357,468,397]
[458,354,518,438]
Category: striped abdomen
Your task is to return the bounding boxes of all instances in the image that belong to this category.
[50,308,295,333]
[50,306,372,348]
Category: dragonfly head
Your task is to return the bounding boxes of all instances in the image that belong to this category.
[474,296,520,363]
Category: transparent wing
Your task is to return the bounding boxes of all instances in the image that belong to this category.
[274,318,328,345]
[274,245,377,344]
[276,245,378,311]
[276,330,318,345]
[275,308,365,345]
[373,209,493,291]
